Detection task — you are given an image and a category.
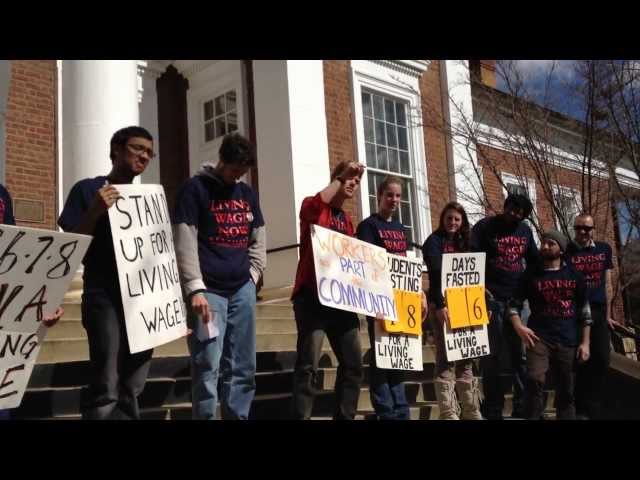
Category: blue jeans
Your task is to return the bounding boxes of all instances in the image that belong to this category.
[366,319,410,420]
[479,299,527,419]
[188,280,256,420]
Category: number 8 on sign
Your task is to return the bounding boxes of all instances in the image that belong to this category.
[445,286,489,329]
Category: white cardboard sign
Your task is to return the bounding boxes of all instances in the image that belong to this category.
[0,327,46,409]
[441,252,491,361]
[0,224,91,333]
[311,224,397,321]
[109,184,188,354]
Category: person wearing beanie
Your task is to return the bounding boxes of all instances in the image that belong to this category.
[507,230,592,420]
[470,193,540,419]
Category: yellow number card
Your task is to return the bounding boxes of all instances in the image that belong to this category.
[384,290,422,335]
[445,285,489,329]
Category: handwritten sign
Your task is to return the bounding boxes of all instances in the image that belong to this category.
[441,253,490,361]
[0,327,45,409]
[384,254,423,334]
[109,185,188,354]
[445,285,489,328]
[373,321,423,371]
[0,225,91,333]
[311,224,397,321]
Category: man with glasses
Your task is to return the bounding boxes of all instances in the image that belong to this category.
[58,126,155,419]
[566,213,616,419]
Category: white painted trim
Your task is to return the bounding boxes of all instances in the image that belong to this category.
[552,183,582,233]
[56,60,63,228]
[476,121,640,189]
[350,60,432,251]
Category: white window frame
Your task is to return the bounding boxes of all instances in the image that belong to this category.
[202,89,239,145]
[501,171,539,244]
[552,184,582,238]
[350,60,432,257]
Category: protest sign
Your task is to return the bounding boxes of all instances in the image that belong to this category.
[109,184,188,354]
[311,224,397,321]
[0,224,91,333]
[441,252,490,361]
[0,327,45,409]
[373,320,423,371]
[384,253,423,335]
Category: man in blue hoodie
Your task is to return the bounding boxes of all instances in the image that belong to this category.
[173,133,266,420]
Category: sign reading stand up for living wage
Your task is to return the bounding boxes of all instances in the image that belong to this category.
[441,252,491,361]
[374,253,424,371]
[109,184,188,354]
[311,224,397,322]
[0,224,91,408]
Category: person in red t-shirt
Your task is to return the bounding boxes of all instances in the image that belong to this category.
[291,160,365,420]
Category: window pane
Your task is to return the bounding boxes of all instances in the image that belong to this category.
[204,101,214,121]
[398,127,408,150]
[373,94,384,120]
[369,196,377,215]
[376,145,388,171]
[385,99,396,124]
[388,148,399,173]
[396,103,407,126]
[227,112,238,133]
[401,203,413,227]
[400,151,410,175]
[368,171,375,194]
[362,92,372,117]
[364,117,375,143]
[375,121,386,146]
[215,95,226,116]
[215,118,227,137]
[401,182,409,201]
[387,124,397,148]
[205,122,215,142]
[365,142,376,168]
[226,90,237,112]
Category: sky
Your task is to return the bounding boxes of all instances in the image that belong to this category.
[495,60,585,121]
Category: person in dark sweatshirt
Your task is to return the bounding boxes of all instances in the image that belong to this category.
[173,133,266,420]
[423,201,483,420]
[508,230,591,420]
[291,160,365,420]
[471,193,539,419]
[357,175,414,420]
[566,213,616,419]
[58,126,154,420]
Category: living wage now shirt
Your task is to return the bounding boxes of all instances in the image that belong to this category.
[356,213,408,255]
[173,172,265,298]
[566,241,613,306]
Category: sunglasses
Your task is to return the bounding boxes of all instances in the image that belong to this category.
[574,225,594,232]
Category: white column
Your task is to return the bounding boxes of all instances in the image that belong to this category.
[60,60,139,201]
[0,60,10,184]
[253,60,330,289]
[444,60,484,224]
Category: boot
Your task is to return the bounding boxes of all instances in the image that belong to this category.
[434,379,460,420]
[456,378,484,420]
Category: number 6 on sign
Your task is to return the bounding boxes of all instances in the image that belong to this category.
[445,286,489,329]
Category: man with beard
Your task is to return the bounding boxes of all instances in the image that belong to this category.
[471,194,539,419]
[508,230,591,420]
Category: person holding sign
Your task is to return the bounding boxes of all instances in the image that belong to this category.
[1,183,63,420]
[357,176,413,420]
[508,230,591,420]
[471,193,539,420]
[291,160,365,420]
[173,133,266,420]
[58,126,155,420]
[423,202,483,420]
[566,213,616,420]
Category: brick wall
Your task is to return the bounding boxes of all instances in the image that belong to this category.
[479,144,626,321]
[322,60,360,222]
[4,60,57,230]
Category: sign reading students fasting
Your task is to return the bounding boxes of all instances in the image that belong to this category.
[109,185,188,354]
[374,253,423,371]
[0,224,91,408]
[441,252,490,361]
[0,224,91,333]
[311,224,397,321]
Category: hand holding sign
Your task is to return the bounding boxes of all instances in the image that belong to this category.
[92,181,120,215]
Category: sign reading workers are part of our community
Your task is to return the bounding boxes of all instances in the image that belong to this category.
[311,224,397,322]
[109,184,188,354]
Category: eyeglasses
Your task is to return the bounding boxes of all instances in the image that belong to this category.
[574,225,594,232]
[127,143,155,159]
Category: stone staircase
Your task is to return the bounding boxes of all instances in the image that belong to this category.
[12,275,556,420]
